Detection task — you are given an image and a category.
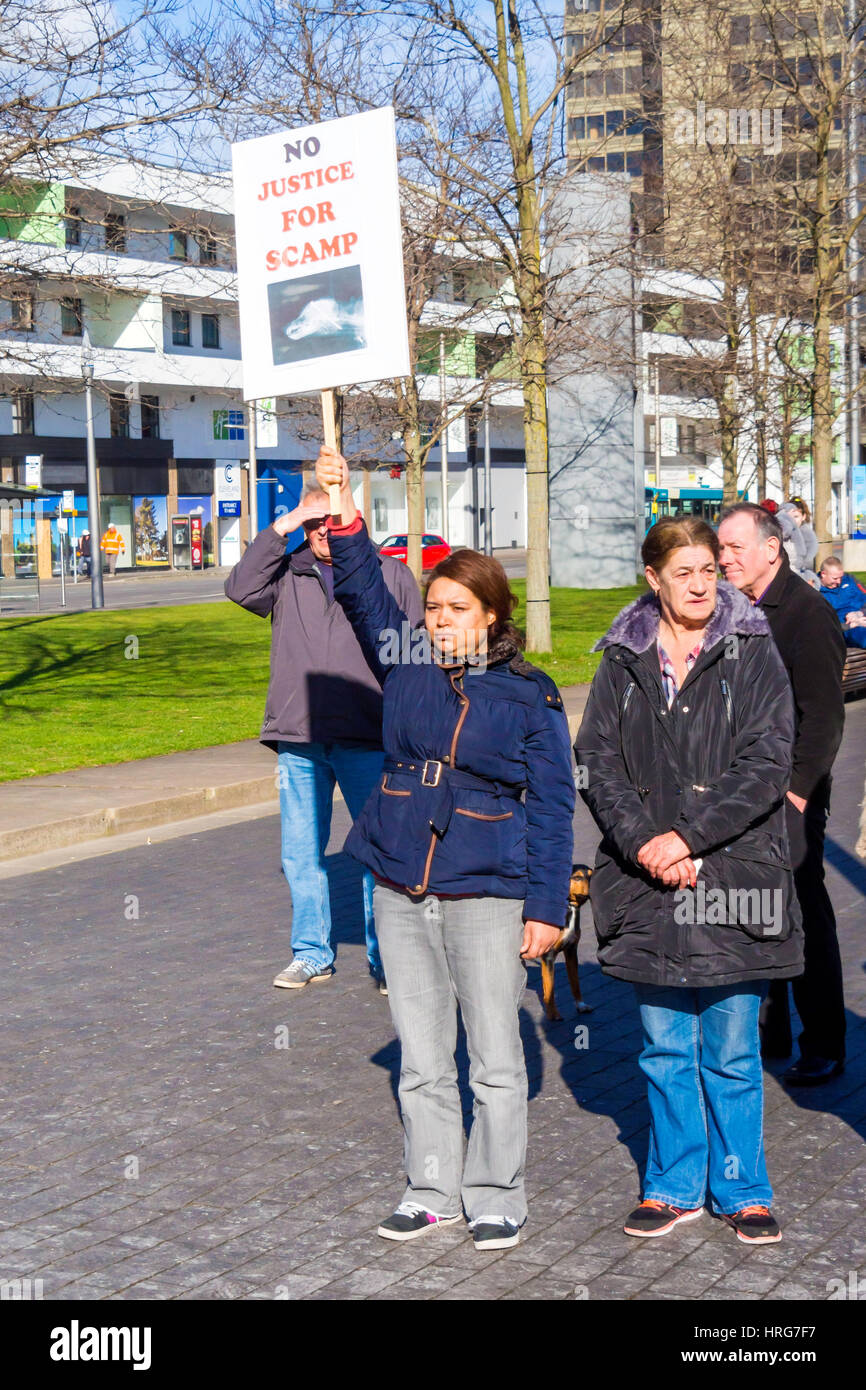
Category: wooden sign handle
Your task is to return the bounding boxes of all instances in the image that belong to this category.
[321,388,342,522]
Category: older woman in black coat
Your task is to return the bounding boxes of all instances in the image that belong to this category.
[576,516,802,1246]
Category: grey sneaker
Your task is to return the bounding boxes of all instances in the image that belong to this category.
[272,960,333,989]
[470,1216,520,1251]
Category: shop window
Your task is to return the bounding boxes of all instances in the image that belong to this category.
[201,313,221,349]
[65,206,81,248]
[61,297,82,337]
[169,228,188,261]
[213,409,245,441]
[171,309,191,346]
[372,496,388,532]
[110,392,130,439]
[140,395,160,439]
[12,389,35,434]
[105,213,126,253]
[10,292,35,331]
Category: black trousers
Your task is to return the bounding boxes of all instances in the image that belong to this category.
[760,795,846,1061]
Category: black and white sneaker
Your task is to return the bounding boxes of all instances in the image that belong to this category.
[470,1216,520,1251]
[377,1201,462,1242]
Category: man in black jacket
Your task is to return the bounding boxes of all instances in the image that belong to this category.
[718,503,847,1084]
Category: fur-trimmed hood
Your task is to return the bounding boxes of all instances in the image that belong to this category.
[594,579,770,655]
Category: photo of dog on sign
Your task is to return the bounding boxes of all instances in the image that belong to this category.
[268,265,366,367]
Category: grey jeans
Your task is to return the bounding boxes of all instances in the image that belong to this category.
[374,882,529,1225]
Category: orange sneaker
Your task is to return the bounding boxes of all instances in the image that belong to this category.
[623,1199,704,1237]
[722,1206,782,1245]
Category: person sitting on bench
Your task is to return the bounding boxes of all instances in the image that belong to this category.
[818,557,866,650]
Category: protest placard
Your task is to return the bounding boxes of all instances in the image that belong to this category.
[231,107,410,514]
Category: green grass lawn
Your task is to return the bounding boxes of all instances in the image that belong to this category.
[5,569,860,781]
[0,584,643,780]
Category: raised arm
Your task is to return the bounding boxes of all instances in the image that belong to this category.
[316,447,415,682]
[224,498,329,617]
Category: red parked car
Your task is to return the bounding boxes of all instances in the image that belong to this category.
[378,533,451,570]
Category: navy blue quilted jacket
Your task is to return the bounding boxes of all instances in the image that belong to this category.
[328,521,576,927]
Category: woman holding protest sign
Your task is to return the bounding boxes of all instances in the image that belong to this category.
[315,446,575,1252]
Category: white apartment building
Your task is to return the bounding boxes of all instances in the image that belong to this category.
[0,159,527,578]
[638,265,849,532]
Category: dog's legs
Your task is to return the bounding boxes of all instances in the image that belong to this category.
[564,941,592,1015]
[540,952,562,1022]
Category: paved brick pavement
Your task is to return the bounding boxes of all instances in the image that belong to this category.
[1,703,864,1301]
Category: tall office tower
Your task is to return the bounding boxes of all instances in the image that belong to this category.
[565,2,848,271]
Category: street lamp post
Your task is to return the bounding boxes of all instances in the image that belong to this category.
[438,333,449,544]
[82,332,104,610]
[483,389,493,557]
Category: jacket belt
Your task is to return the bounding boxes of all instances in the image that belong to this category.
[383,757,522,837]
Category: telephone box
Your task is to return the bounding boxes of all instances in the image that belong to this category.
[171,515,191,570]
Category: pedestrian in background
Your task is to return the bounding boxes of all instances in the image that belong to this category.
[718,503,847,1085]
[576,516,800,1246]
[225,482,422,994]
[78,531,92,577]
[315,446,575,1253]
[100,523,125,576]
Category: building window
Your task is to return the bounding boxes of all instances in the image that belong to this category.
[213,409,245,442]
[61,297,83,337]
[12,389,35,434]
[171,309,191,346]
[104,213,126,253]
[169,228,188,260]
[10,292,35,331]
[65,207,81,248]
[110,392,130,439]
[196,231,217,264]
[201,313,221,349]
[141,394,160,439]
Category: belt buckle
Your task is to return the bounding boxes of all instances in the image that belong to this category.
[421,759,443,787]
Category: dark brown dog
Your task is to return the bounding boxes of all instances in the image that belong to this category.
[540,864,593,1022]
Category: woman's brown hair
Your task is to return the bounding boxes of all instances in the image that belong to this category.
[424,549,524,648]
[641,516,719,572]
[789,495,812,523]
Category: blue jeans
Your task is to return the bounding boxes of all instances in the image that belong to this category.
[277,741,384,974]
[634,983,772,1215]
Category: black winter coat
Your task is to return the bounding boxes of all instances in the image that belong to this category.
[575,582,804,988]
[756,555,846,805]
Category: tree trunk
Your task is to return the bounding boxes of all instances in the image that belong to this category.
[810,118,836,557]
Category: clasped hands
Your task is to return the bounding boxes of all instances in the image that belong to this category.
[636,831,697,889]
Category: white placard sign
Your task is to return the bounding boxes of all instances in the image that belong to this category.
[25,454,42,487]
[231,107,411,401]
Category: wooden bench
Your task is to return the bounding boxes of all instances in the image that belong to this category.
[843,646,866,698]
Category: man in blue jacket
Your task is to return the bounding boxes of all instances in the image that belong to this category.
[225,484,422,993]
[819,557,866,649]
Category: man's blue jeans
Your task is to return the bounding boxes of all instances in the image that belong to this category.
[634,982,772,1215]
[277,741,384,974]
